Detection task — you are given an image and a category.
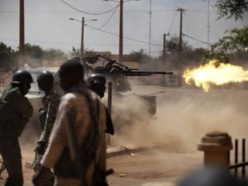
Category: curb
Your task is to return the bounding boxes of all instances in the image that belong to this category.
[106,145,156,158]
[107,146,130,158]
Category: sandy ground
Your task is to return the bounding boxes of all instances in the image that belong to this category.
[0,144,35,185]
[0,145,203,186]
[1,86,248,185]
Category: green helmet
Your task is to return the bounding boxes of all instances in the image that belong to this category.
[12,70,33,84]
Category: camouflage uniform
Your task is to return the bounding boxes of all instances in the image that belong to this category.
[40,84,107,186]
[38,90,60,145]
[0,84,33,186]
[33,90,60,185]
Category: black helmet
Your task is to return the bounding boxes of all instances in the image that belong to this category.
[12,70,33,84]
[37,70,54,84]
[87,74,106,98]
[87,74,106,86]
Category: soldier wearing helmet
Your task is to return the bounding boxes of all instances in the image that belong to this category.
[33,70,60,186]
[87,74,107,98]
[0,69,34,186]
[87,74,115,135]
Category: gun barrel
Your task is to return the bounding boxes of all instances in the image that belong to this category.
[122,71,173,76]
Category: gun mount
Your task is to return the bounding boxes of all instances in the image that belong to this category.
[83,55,173,93]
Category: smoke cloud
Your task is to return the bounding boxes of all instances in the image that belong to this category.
[109,87,248,153]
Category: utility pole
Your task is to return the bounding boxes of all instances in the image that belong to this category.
[104,0,139,63]
[177,8,184,53]
[163,33,169,58]
[19,0,25,68]
[119,0,123,64]
[148,0,152,56]
[207,0,210,50]
[81,17,85,60]
[176,8,184,87]
[69,17,97,60]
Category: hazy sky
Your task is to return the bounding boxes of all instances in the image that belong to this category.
[0,0,247,57]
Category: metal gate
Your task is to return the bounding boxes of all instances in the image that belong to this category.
[229,138,248,179]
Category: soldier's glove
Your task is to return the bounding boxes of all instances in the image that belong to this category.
[36,142,46,155]
[32,164,50,186]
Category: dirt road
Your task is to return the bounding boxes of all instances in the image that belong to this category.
[0,145,203,186]
[1,86,247,185]
[107,148,202,186]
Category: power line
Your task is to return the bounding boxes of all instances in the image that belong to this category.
[60,0,119,15]
[0,38,79,45]
[86,24,162,46]
[0,8,217,14]
[167,10,178,35]
[97,5,119,30]
[183,33,210,45]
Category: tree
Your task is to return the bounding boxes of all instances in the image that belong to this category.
[211,26,248,52]
[24,43,44,58]
[124,49,152,63]
[0,42,17,71]
[215,0,248,20]
[23,43,45,67]
[212,0,248,53]
[166,36,192,54]
[43,49,67,60]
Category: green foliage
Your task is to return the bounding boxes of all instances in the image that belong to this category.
[124,49,152,63]
[0,42,17,71]
[23,44,68,67]
[166,36,192,53]
[211,26,248,52]
[24,43,44,58]
[215,0,248,20]
[212,0,248,53]
[43,49,67,60]
[69,47,112,59]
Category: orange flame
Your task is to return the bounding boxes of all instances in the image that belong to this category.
[183,59,248,92]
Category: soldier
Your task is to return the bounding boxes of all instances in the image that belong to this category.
[0,70,33,186]
[32,58,110,186]
[87,74,107,99]
[33,70,60,185]
[87,74,114,135]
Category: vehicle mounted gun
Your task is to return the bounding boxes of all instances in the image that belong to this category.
[82,55,173,93]
[82,55,173,77]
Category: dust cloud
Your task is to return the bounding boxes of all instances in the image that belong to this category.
[109,88,248,153]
